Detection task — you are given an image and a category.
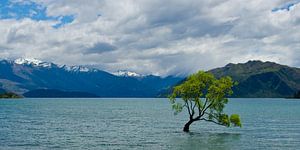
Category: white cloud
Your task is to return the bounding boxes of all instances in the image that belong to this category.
[0,0,300,76]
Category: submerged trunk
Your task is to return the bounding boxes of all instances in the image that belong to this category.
[183,119,194,132]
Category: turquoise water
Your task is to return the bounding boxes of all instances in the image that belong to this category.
[0,98,300,150]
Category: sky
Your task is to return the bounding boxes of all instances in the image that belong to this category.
[0,0,300,76]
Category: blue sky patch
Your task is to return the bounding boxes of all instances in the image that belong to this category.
[272,0,300,12]
[0,0,74,28]
[52,15,75,28]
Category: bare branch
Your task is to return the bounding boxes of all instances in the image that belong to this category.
[194,115,201,120]
[188,100,195,117]
[204,112,219,121]
[192,99,197,111]
[185,101,192,117]
[202,98,208,110]
[200,98,208,115]
[200,118,226,126]
[196,98,202,116]
[201,99,214,117]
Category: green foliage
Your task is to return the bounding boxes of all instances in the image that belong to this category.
[230,114,242,127]
[172,103,183,115]
[0,92,22,99]
[219,114,230,127]
[169,71,242,130]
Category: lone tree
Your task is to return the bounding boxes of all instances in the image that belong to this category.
[169,71,241,132]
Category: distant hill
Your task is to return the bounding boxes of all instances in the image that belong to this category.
[209,60,300,98]
[161,60,300,98]
[23,89,99,98]
[0,58,183,98]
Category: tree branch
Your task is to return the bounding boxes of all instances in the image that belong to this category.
[203,112,220,121]
[200,98,209,115]
[185,101,192,117]
[201,99,214,117]
[200,118,226,126]
[202,98,208,110]
[188,100,195,117]
[192,99,197,112]
[197,102,201,116]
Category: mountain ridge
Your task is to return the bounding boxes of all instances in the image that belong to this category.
[0,58,183,97]
[209,60,300,98]
[1,58,299,98]
[159,60,300,98]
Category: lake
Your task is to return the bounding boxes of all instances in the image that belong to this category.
[0,98,300,149]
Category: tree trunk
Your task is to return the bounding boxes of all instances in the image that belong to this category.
[183,119,194,132]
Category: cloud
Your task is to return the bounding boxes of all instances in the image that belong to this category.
[272,0,300,12]
[0,0,74,28]
[0,0,300,76]
[85,42,117,54]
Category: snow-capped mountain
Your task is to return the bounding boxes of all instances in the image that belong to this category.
[112,70,144,77]
[14,58,53,68]
[14,58,97,73]
[0,58,183,97]
[61,65,98,72]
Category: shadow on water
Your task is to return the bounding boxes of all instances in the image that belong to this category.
[169,132,241,150]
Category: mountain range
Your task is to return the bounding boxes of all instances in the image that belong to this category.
[0,58,299,98]
[0,58,182,97]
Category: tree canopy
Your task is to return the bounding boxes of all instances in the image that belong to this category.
[169,71,241,132]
